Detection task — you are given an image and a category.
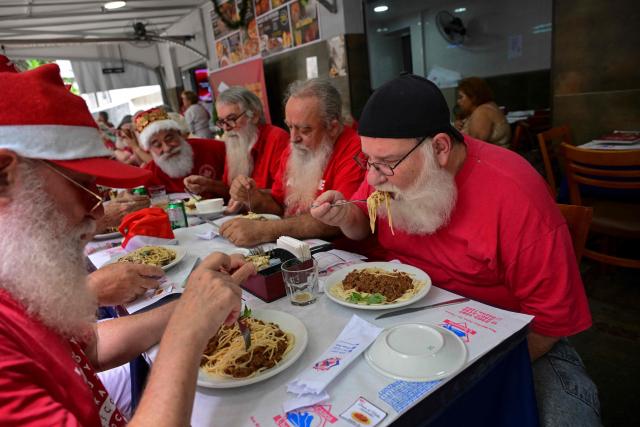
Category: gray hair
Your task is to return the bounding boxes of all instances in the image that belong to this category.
[217,86,265,124]
[284,78,343,127]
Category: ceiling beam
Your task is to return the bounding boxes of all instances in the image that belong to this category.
[0,6,195,22]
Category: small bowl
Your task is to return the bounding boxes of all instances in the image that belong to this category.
[196,198,224,214]
[365,323,467,382]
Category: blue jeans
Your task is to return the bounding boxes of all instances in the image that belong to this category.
[532,339,601,427]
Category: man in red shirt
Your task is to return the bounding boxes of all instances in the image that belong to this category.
[220,78,364,246]
[135,107,227,197]
[0,64,254,426]
[311,74,600,426]
[189,86,288,211]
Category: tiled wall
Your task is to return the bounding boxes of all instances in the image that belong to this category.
[552,0,640,143]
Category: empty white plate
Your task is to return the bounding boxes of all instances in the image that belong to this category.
[365,323,467,382]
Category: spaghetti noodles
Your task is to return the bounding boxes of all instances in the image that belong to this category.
[117,246,176,267]
[242,211,267,221]
[329,267,425,305]
[201,318,294,379]
[367,191,394,235]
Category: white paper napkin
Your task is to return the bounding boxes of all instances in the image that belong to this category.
[123,235,179,251]
[284,315,383,412]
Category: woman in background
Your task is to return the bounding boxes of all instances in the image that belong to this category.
[181,90,214,138]
[456,77,511,148]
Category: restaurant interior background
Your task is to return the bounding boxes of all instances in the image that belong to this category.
[1,0,638,425]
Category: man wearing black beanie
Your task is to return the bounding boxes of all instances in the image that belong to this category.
[311,74,600,427]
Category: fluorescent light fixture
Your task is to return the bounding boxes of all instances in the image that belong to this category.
[374,5,389,13]
[104,1,126,10]
[454,7,467,13]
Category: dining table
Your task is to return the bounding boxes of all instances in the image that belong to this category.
[88,219,539,427]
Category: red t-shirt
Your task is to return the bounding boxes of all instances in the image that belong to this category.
[144,138,226,193]
[351,136,592,337]
[222,124,289,189]
[0,290,125,426]
[271,126,364,215]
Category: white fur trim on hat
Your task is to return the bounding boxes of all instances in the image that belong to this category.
[0,124,111,160]
[137,119,183,150]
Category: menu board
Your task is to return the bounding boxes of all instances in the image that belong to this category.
[290,0,320,46]
[257,7,292,56]
[211,0,320,68]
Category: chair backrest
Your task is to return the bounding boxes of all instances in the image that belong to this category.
[559,143,640,205]
[557,204,593,263]
[537,125,573,197]
[509,121,528,152]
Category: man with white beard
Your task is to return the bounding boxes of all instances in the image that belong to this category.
[220,78,364,247]
[135,107,227,196]
[311,74,600,427]
[184,86,288,203]
[0,64,255,425]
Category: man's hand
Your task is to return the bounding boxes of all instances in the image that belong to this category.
[88,263,164,306]
[97,194,150,232]
[184,175,216,195]
[229,175,257,205]
[219,217,271,247]
[174,252,256,341]
[225,199,245,214]
[310,190,350,227]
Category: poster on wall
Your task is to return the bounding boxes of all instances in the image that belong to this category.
[240,0,260,58]
[254,0,270,16]
[211,0,238,39]
[256,6,292,56]
[328,35,347,77]
[290,0,320,46]
[209,58,272,123]
[215,31,243,68]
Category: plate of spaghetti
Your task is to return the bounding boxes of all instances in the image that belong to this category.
[325,262,431,310]
[198,309,308,388]
[241,212,281,221]
[115,245,186,271]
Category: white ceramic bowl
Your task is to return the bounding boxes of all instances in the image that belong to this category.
[365,323,467,382]
[196,198,224,213]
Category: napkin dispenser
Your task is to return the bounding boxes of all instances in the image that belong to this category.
[241,244,333,302]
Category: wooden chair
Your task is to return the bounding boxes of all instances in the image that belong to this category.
[557,204,593,263]
[560,143,640,268]
[537,125,573,198]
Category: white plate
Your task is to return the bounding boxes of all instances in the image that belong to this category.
[197,309,308,388]
[186,206,226,220]
[365,323,467,382]
[93,230,122,241]
[324,262,431,310]
[113,245,187,271]
[213,213,281,226]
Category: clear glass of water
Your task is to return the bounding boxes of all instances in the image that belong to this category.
[281,258,318,306]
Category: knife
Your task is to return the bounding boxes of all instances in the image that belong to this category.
[375,297,470,320]
[238,319,251,351]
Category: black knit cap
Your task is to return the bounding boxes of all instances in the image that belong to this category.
[359,73,463,141]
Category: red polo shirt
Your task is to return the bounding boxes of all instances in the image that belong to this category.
[222,124,289,189]
[144,138,226,194]
[271,126,364,215]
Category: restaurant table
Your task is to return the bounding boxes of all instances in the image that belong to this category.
[91,223,538,427]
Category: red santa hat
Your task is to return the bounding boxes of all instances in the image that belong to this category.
[0,54,19,73]
[133,107,183,150]
[0,63,150,188]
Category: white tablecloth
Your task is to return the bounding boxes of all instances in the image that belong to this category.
[95,223,534,426]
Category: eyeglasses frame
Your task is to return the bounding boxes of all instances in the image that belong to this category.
[41,161,104,214]
[353,136,429,176]
[215,110,247,129]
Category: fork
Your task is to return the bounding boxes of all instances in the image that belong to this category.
[237,319,251,351]
[248,246,266,256]
[310,199,367,209]
[184,189,202,202]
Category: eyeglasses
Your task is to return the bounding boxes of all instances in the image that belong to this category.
[215,110,246,128]
[41,161,104,214]
[353,136,428,176]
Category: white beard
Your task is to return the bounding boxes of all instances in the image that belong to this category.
[152,138,194,178]
[223,124,258,182]
[284,139,333,216]
[376,143,458,235]
[0,162,97,338]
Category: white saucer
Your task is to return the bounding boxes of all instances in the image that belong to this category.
[365,323,467,382]
[186,206,226,220]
